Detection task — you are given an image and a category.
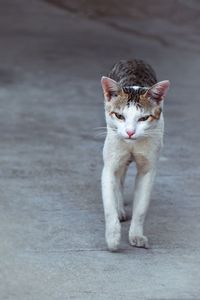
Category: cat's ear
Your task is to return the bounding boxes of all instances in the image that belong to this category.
[101,76,120,101]
[147,80,170,103]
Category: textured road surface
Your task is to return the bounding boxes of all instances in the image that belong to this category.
[0,0,200,299]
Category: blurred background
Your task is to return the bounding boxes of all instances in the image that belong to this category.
[0,1,200,299]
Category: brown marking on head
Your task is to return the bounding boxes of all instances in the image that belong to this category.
[138,92,153,110]
[102,76,169,118]
[105,90,129,113]
[148,107,162,122]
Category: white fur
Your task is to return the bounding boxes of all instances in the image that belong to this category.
[127,85,140,90]
[102,102,164,251]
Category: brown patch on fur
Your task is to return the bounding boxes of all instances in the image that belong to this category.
[105,90,162,120]
[105,90,129,112]
[138,92,152,110]
[149,107,162,121]
[138,93,162,121]
[108,60,157,87]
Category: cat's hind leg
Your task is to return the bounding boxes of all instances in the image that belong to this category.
[114,165,128,222]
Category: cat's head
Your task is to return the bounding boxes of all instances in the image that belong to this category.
[101,76,170,141]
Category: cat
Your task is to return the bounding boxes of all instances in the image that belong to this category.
[101,59,170,251]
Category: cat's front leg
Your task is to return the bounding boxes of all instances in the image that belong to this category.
[101,165,121,251]
[129,161,157,249]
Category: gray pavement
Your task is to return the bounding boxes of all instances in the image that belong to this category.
[0,0,200,299]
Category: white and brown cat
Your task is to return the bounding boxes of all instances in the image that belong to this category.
[101,59,170,251]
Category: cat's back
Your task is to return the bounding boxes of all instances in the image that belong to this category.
[108,59,157,87]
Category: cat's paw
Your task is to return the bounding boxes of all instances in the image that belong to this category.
[129,234,149,249]
[118,209,127,222]
[106,220,121,251]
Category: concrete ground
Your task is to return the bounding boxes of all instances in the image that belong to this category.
[0,0,200,299]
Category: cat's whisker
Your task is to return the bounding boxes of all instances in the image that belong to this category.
[95,132,107,137]
[95,131,118,138]
[93,127,107,130]
[95,131,117,136]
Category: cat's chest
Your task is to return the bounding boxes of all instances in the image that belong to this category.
[104,134,161,168]
[123,137,160,163]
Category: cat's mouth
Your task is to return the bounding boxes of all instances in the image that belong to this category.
[124,137,137,141]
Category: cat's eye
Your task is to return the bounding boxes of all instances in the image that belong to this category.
[114,112,125,120]
[110,91,118,98]
[138,115,150,122]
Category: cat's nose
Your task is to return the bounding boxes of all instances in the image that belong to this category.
[126,130,135,138]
